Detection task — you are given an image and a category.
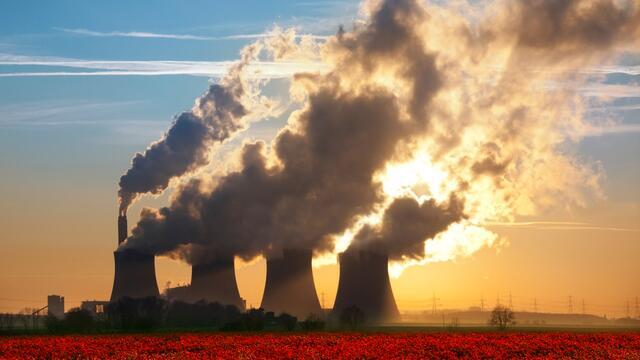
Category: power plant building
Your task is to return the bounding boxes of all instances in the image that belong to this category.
[190,257,245,309]
[332,248,400,323]
[261,248,322,319]
[47,295,65,319]
[110,214,159,301]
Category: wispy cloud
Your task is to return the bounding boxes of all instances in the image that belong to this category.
[0,53,329,78]
[57,28,328,41]
[582,123,640,136]
[579,83,640,98]
[0,100,145,126]
[58,28,214,40]
[485,221,640,232]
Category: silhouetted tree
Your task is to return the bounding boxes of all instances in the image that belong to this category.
[63,308,94,333]
[277,313,298,331]
[489,305,516,330]
[165,301,241,329]
[300,313,325,331]
[340,306,365,329]
[106,297,166,330]
[243,308,266,331]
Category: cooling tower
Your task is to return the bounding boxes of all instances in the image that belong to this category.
[110,214,159,301]
[190,256,245,310]
[332,249,400,323]
[260,248,322,318]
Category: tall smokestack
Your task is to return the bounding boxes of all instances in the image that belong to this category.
[118,213,127,245]
[110,214,159,301]
[260,248,322,318]
[332,249,400,323]
[190,256,244,310]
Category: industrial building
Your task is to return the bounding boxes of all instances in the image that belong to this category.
[163,258,247,311]
[190,256,245,309]
[110,214,160,301]
[332,248,400,323]
[47,295,65,319]
[80,300,109,317]
[106,214,403,323]
[261,248,322,319]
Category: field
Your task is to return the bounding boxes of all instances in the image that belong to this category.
[1,332,640,359]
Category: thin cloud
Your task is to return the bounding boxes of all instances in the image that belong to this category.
[0,54,330,78]
[58,28,214,40]
[582,123,640,136]
[57,28,329,41]
[0,100,145,126]
[485,221,640,232]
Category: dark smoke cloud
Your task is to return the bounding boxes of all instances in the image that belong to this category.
[350,195,464,260]
[126,88,408,262]
[117,45,260,213]
[124,0,640,266]
[506,0,640,57]
[124,0,445,263]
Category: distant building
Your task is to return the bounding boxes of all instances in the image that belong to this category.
[47,295,64,319]
[80,300,109,317]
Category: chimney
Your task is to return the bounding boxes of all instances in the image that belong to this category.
[117,214,127,245]
[260,248,322,318]
[110,214,159,301]
[189,256,245,310]
[332,248,400,323]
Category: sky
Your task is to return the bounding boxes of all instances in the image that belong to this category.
[0,0,638,317]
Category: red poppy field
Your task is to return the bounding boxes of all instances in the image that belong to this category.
[1,332,640,359]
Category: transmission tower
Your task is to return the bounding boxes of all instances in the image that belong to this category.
[635,296,639,318]
[627,300,631,318]
[533,297,538,313]
[582,299,586,315]
[480,295,485,312]
[568,295,573,314]
[432,292,439,315]
[509,291,513,309]
[496,292,501,307]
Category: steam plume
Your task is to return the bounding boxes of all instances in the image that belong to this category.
[117,41,267,214]
[124,0,640,270]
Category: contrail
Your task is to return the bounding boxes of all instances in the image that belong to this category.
[0,58,329,78]
[57,27,329,41]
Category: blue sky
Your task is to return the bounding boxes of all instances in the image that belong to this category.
[0,0,359,201]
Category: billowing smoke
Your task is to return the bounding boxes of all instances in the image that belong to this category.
[350,195,465,260]
[117,41,266,214]
[124,0,445,262]
[123,0,640,269]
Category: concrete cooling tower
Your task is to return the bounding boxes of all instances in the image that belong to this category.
[190,256,245,310]
[260,248,322,318]
[110,214,160,301]
[332,249,400,323]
